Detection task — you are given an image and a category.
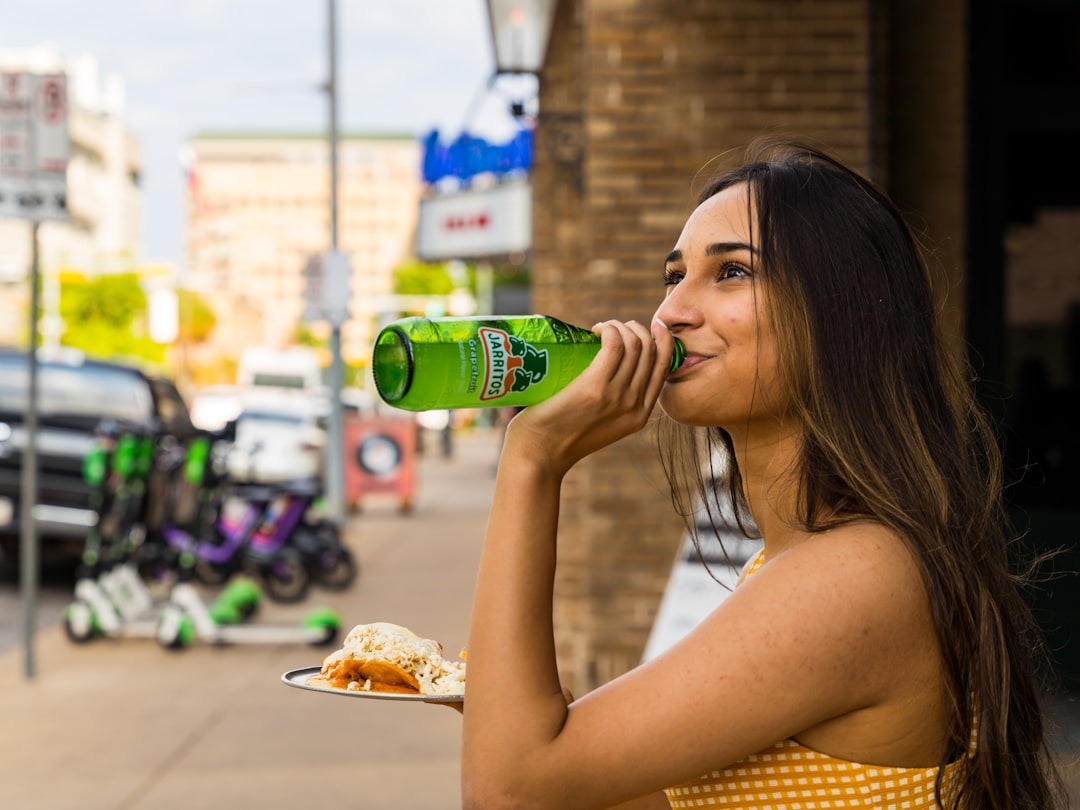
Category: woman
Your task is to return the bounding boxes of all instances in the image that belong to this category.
[461,139,1063,809]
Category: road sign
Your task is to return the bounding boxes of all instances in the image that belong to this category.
[0,72,70,222]
[416,178,531,262]
[301,250,352,326]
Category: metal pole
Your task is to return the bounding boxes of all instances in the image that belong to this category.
[21,221,41,679]
[325,0,346,526]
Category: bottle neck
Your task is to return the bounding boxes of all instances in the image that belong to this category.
[669,338,686,373]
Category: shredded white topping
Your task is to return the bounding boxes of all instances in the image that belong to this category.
[323,622,466,696]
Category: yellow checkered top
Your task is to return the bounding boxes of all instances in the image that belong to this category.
[663,550,966,809]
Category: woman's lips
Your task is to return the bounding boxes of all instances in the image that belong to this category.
[670,353,708,376]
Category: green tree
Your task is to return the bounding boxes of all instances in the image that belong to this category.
[390,258,532,317]
[59,273,165,366]
[393,259,455,296]
[176,288,216,343]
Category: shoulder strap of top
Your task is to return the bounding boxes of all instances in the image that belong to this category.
[736,548,766,586]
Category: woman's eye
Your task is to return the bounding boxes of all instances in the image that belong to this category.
[663,268,684,286]
[718,262,750,281]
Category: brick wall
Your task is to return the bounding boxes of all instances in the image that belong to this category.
[533,0,966,695]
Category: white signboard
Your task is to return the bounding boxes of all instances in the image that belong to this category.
[416,179,531,261]
[0,72,70,222]
[301,250,352,326]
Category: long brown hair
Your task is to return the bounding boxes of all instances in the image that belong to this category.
[657,138,1064,809]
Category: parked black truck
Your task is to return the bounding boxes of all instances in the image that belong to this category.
[0,348,197,566]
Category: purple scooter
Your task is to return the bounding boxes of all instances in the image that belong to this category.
[161,481,312,604]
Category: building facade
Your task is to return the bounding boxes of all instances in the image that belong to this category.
[0,48,141,346]
[184,133,421,377]
[531,0,1079,695]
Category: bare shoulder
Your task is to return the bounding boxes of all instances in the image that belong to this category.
[565,520,944,786]
[763,521,926,603]
[740,521,936,674]
[738,522,941,695]
[737,523,947,763]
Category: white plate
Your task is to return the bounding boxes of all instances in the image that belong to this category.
[281,666,464,702]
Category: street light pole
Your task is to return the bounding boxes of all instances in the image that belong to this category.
[325,0,346,526]
[21,222,41,680]
[328,0,339,253]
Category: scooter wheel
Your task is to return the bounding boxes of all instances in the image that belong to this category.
[157,605,196,651]
[63,600,99,644]
[135,544,175,585]
[193,556,233,587]
[217,576,262,621]
[260,550,311,604]
[313,547,358,592]
[303,607,341,646]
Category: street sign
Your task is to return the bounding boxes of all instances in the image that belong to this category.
[416,179,531,261]
[0,72,70,222]
[2,70,72,678]
[301,250,352,326]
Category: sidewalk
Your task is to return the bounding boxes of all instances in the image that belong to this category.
[0,428,499,810]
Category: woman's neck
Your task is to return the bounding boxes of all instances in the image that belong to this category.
[729,420,808,557]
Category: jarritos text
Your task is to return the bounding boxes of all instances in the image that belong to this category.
[478,327,548,401]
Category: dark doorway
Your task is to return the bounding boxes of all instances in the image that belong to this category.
[969,0,1080,687]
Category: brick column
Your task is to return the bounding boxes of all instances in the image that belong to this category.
[534,0,903,694]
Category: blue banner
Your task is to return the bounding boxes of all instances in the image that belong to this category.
[421,128,533,185]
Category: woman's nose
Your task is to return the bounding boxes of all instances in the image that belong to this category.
[654,282,700,331]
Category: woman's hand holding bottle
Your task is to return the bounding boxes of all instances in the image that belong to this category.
[501,318,676,479]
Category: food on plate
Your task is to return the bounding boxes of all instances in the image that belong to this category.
[307,622,466,696]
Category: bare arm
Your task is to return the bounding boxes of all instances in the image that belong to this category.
[462,320,674,808]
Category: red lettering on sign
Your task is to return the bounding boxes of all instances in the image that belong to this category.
[38,79,65,125]
[443,212,491,232]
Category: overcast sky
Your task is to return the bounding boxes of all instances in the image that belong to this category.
[3,0,526,267]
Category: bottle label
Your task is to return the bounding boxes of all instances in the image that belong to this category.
[478,327,549,401]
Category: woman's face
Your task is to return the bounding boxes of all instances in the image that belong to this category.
[654,182,785,429]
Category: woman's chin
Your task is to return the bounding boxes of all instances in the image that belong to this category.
[658,391,714,427]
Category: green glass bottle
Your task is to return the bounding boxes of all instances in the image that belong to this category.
[371,314,685,412]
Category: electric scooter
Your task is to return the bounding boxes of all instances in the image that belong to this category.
[218,434,357,594]
[149,430,326,603]
[146,428,341,649]
[65,425,259,643]
[155,578,340,649]
[196,476,357,594]
[153,510,339,650]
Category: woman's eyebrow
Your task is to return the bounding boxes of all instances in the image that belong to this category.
[665,242,758,265]
[705,241,757,256]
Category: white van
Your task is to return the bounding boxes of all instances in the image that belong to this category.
[236,347,322,391]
